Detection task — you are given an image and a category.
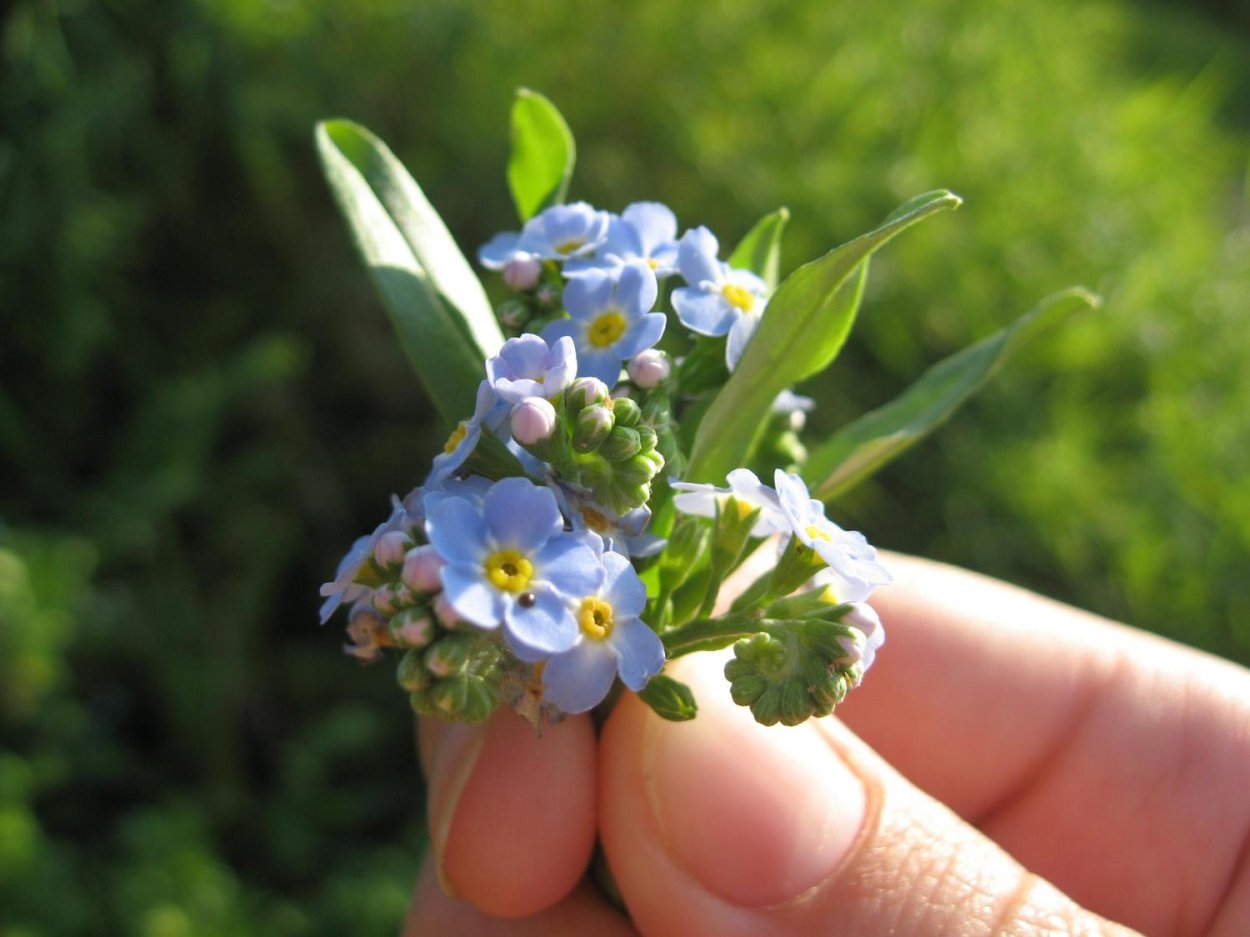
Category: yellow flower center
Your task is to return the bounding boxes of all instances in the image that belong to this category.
[581,507,613,533]
[555,238,585,256]
[443,421,469,454]
[578,597,615,640]
[724,495,755,521]
[646,257,659,270]
[587,310,627,348]
[722,283,755,312]
[804,524,832,543]
[484,549,534,593]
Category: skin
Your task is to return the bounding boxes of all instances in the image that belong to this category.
[404,553,1250,936]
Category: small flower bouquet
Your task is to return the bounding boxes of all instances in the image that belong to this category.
[316,89,1095,729]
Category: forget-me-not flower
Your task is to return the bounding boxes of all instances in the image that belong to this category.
[671,467,790,538]
[542,260,665,386]
[541,547,664,714]
[425,477,601,659]
[564,202,680,278]
[485,334,578,405]
[319,496,418,623]
[671,226,770,371]
[425,380,500,486]
[479,202,611,270]
[773,470,892,602]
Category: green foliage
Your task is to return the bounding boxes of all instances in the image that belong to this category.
[728,207,790,289]
[317,120,502,425]
[2,0,1248,932]
[686,191,961,483]
[805,288,1101,499]
[507,88,577,222]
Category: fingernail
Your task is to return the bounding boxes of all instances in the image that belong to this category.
[643,669,867,908]
[426,722,487,897]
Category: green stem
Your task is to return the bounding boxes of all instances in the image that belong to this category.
[661,610,766,658]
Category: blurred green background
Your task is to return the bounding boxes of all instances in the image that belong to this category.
[2,0,1248,932]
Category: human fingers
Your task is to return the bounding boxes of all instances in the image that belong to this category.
[840,553,1250,934]
[600,654,1142,937]
[418,709,597,917]
[402,849,637,936]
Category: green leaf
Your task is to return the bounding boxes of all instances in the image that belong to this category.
[728,207,790,289]
[686,190,962,483]
[316,120,503,426]
[805,287,1100,500]
[507,88,576,222]
[636,674,698,721]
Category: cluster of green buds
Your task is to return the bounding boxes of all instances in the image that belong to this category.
[518,377,665,515]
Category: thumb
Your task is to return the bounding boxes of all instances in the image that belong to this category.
[599,658,1139,937]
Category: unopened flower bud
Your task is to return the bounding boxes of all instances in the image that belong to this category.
[498,299,529,329]
[840,603,884,671]
[536,283,560,308]
[433,593,461,627]
[397,648,431,692]
[510,397,558,445]
[611,396,642,428]
[391,607,435,648]
[401,545,444,593]
[372,583,414,616]
[424,633,474,678]
[566,376,610,417]
[503,254,542,291]
[373,531,412,569]
[574,404,615,452]
[627,349,671,388]
[599,426,642,462]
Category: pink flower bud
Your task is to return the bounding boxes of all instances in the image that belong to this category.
[433,593,461,627]
[394,610,434,648]
[373,530,412,568]
[510,397,558,445]
[503,254,543,291]
[401,545,444,593]
[567,376,610,412]
[627,349,671,388]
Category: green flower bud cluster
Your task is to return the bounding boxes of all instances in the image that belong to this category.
[724,617,861,726]
[400,630,506,724]
[569,395,664,515]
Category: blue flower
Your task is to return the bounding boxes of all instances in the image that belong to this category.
[773,470,892,602]
[319,496,418,623]
[425,477,602,659]
[479,203,611,269]
[425,380,500,485]
[542,260,665,386]
[551,480,665,558]
[564,202,680,278]
[671,226,770,370]
[485,334,578,405]
[541,549,665,714]
[671,468,790,538]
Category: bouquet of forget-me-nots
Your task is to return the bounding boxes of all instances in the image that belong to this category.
[315,89,1095,730]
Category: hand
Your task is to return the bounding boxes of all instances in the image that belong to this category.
[403,554,1250,936]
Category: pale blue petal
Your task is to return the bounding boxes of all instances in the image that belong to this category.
[493,334,551,380]
[544,335,578,392]
[540,317,579,348]
[648,242,680,277]
[600,552,647,619]
[536,538,603,599]
[563,271,615,319]
[599,216,644,258]
[614,312,666,359]
[478,231,522,269]
[615,261,659,316]
[493,377,546,405]
[484,478,561,551]
[576,347,624,386]
[542,639,618,713]
[610,616,666,691]
[426,498,489,564]
[503,585,579,658]
[622,202,677,252]
[441,564,505,629]
[672,288,736,336]
[676,226,722,285]
[726,310,761,371]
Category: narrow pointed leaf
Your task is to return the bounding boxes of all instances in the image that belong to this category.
[805,287,1100,500]
[728,207,789,289]
[316,120,503,424]
[507,88,576,222]
[686,190,961,483]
